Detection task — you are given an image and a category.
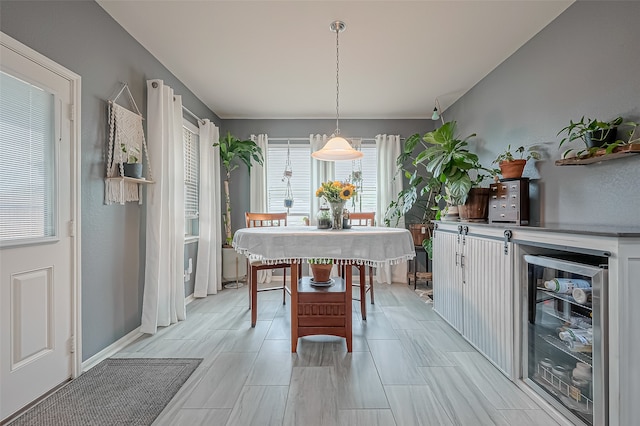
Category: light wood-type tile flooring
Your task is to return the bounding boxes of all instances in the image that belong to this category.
[115,282,560,426]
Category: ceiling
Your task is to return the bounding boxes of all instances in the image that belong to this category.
[97,0,573,120]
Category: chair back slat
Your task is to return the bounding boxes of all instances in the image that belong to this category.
[245,212,288,228]
[348,212,375,227]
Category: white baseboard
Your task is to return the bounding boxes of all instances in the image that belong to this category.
[81,294,197,372]
[81,326,143,372]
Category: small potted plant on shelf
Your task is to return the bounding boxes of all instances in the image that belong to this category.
[120,143,142,178]
[557,116,623,158]
[492,145,541,179]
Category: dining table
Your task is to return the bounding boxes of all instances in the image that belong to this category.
[232,225,415,352]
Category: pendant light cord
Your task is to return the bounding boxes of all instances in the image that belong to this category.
[335,24,340,135]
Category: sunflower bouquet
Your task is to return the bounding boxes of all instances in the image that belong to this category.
[315,181,358,203]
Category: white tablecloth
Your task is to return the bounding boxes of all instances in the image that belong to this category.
[232,226,415,268]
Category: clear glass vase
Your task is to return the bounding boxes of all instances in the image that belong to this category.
[329,201,346,230]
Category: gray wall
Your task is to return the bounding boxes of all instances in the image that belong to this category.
[1,0,220,360]
[445,1,640,226]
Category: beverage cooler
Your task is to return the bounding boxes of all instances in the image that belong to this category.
[523,254,607,426]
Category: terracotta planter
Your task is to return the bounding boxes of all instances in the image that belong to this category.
[499,159,526,179]
[458,188,490,222]
[310,263,332,282]
[408,223,432,246]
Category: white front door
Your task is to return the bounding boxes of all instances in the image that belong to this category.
[0,34,80,421]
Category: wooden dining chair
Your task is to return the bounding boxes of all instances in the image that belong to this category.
[245,212,291,328]
[347,212,376,320]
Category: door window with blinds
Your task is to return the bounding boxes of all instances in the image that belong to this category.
[266,140,377,222]
[183,121,199,239]
[0,71,56,245]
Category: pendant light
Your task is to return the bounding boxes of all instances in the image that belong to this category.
[431,97,445,125]
[312,20,363,162]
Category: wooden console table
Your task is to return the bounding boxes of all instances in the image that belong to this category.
[292,275,352,352]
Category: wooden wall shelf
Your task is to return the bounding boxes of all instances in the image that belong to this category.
[105,176,155,184]
[555,143,640,166]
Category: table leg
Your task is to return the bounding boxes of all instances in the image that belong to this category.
[346,263,352,352]
[251,266,258,327]
[290,260,299,353]
[359,266,366,320]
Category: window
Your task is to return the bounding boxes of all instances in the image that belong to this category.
[334,142,378,214]
[0,71,55,244]
[183,121,199,239]
[266,142,310,221]
[265,139,378,223]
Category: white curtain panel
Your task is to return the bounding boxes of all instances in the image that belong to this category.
[249,134,271,283]
[309,134,334,224]
[249,134,268,212]
[375,134,407,284]
[141,79,186,334]
[194,120,222,297]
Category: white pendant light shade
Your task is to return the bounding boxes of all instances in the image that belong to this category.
[312,136,363,161]
[312,20,364,162]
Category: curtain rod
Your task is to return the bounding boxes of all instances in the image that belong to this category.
[182,105,204,124]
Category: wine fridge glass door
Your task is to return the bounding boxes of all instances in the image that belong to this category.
[523,255,607,426]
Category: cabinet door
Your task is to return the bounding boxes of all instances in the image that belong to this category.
[433,230,463,331]
[463,236,514,377]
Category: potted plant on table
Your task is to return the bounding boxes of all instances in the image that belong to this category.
[493,145,541,179]
[214,131,264,283]
[308,258,333,283]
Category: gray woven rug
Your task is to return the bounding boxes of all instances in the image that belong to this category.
[8,358,202,426]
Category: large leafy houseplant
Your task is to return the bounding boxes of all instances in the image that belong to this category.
[415,121,489,207]
[214,132,264,245]
[385,132,443,258]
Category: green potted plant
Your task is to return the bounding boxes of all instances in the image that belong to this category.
[385,132,443,258]
[557,116,622,158]
[214,131,264,246]
[120,143,142,178]
[308,258,333,283]
[415,121,492,222]
[492,144,541,179]
[214,132,263,285]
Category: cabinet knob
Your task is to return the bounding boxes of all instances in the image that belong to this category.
[501,185,507,190]
[510,185,517,189]
[492,195,497,199]
[511,204,517,209]
[500,213,506,217]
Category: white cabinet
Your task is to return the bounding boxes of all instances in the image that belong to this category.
[433,223,514,378]
[433,229,462,331]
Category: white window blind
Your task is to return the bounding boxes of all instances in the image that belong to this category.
[266,140,378,221]
[183,126,199,220]
[266,143,310,217]
[335,143,377,214]
[0,71,55,243]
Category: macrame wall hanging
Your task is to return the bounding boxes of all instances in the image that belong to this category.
[283,139,294,212]
[104,83,153,205]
